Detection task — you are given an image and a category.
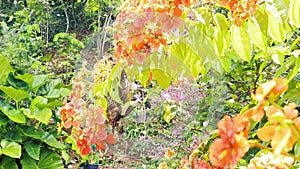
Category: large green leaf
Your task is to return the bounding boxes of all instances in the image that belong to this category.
[1,156,18,169]
[20,126,44,139]
[41,132,66,149]
[32,75,48,92]
[231,25,251,62]
[108,62,126,104]
[0,56,14,85]
[0,114,9,126]
[7,73,29,91]
[0,86,29,102]
[266,0,288,43]
[152,69,172,89]
[21,148,64,169]
[0,139,21,158]
[289,0,300,27]
[15,73,34,88]
[27,96,52,124]
[24,142,40,160]
[1,108,26,123]
[3,130,22,142]
[248,17,267,51]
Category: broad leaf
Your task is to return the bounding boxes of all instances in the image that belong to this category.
[152,69,172,89]
[32,75,48,92]
[24,142,40,160]
[288,0,300,27]
[41,132,66,149]
[38,148,64,169]
[15,73,34,88]
[3,130,22,142]
[21,148,64,169]
[0,86,29,102]
[28,96,52,124]
[231,25,251,62]
[1,109,26,123]
[7,73,29,91]
[248,17,267,51]
[0,56,14,85]
[20,126,44,139]
[1,156,18,169]
[0,139,21,158]
[266,0,288,43]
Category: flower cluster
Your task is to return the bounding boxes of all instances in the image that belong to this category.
[205,0,258,26]
[58,61,117,156]
[209,114,250,168]
[208,78,298,168]
[113,0,196,64]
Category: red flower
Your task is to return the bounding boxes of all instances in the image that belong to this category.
[76,137,91,156]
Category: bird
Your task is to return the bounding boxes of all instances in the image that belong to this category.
[106,70,136,134]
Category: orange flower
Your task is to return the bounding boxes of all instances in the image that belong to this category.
[209,115,250,168]
[257,103,300,153]
[254,78,288,103]
[164,148,176,159]
[243,104,265,122]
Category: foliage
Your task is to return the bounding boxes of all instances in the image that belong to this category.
[0,56,69,168]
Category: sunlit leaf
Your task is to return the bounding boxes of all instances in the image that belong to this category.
[231,25,251,62]
[0,139,21,158]
[248,17,267,51]
[0,86,29,102]
[288,0,300,27]
[0,56,14,85]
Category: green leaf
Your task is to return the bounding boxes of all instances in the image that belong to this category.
[28,96,52,124]
[231,25,251,61]
[7,73,29,91]
[21,153,38,169]
[0,114,8,126]
[274,57,295,77]
[20,126,44,139]
[2,109,26,123]
[152,69,172,89]
[15,73,34,88]
[3,130,22,142]
[38,148,64,169]
[1,156,18,169]
[0,139,21,158]
[24,142,40,160]
[288,0,300,27]
[0,56,14,85]
[0,86,29,102]
[32,75,48,92]
[21,148,64,169]
[266,0,288,43]
[41,132,66,149]
[108,62,126,104]
[248,17,267,51]
[163,104,177,124]
[267,13,285,43]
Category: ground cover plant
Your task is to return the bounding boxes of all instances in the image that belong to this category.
[0,0,299,168]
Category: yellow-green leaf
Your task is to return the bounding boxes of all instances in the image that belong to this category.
[231,25,251,62]
[288,0,300,27]
[248,17,267,51]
